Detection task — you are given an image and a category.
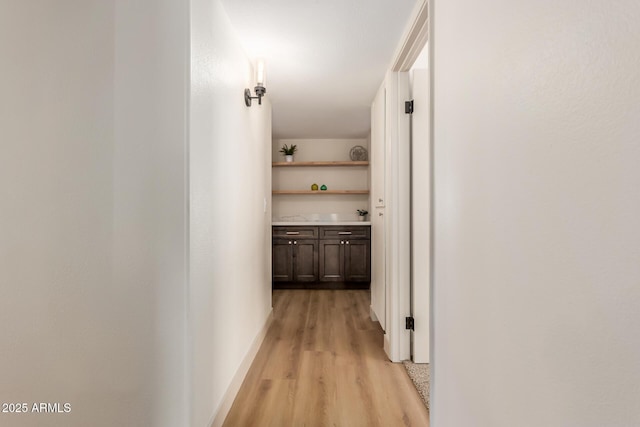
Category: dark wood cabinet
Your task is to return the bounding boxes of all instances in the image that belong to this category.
[344,239,371,282]
[274,225,370,288]
[272,239,294,281]
[272,227,318,283]
[292,239,318,282]
[318,228,371,283]
[318,240,344,281]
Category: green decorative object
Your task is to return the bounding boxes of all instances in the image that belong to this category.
[320,184,327,191]
[311,183,319,191]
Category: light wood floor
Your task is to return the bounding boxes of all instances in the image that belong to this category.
[222,289,430,427]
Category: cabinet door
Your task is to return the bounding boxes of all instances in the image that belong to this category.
[344,239,371,282]
[318,240,344,282]
[293,239,318,282]
[272,239,294,282]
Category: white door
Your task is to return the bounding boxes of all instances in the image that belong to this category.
[410,68,430,363]
[384,71,411,362]
[370,72,412,362]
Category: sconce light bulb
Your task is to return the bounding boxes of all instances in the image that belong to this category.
[256,59,266,87]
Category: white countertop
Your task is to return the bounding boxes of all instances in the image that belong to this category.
[272,221,371,226]
[272,213,370,226]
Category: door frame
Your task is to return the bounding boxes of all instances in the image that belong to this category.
[382,0,429,363]
[409,67,430,363]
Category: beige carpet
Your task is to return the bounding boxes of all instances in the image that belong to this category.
[403,361,430,410]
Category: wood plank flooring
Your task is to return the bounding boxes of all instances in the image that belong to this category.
[222,290,430,427]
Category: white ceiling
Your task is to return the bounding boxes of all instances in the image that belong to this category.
[220,0,418,139]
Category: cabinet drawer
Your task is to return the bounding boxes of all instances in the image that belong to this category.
[272,226,318,239]
[319,226,370,240]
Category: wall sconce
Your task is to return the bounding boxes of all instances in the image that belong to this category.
[245,60,266,107]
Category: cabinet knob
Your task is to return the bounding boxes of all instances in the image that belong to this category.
[288,241,292,244]
[378,198,383,203]
[379,212,383,216]
[340,241,344,245]
[346,241,350,244]
[293,241,297,245]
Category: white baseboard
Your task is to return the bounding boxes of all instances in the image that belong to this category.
[383,333,392,361]
[209,309,274,427]
[370,305,379,322]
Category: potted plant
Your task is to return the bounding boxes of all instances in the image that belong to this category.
[357,209,368,221]
[279,144,297,162]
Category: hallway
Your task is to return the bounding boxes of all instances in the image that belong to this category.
[223,290,429,426]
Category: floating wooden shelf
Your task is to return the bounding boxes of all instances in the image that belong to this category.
[272,161,369,167]
[272,190,370,195]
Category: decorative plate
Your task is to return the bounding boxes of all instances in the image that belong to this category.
[349,145,368,161]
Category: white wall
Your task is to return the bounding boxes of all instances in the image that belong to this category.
[0,1,188,426]
[432,1,640,426]
[113,1,188,425]
[272,138,369,218]
[190,0,273,425]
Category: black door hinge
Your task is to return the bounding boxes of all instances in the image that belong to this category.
[405,100,414,114]
[405,316,415,330]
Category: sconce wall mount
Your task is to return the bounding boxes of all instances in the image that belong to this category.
[245,60,267,107]
[244,85,266,107]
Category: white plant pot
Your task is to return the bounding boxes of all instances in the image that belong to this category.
[285,155,293,163]
[358,216,365,221]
